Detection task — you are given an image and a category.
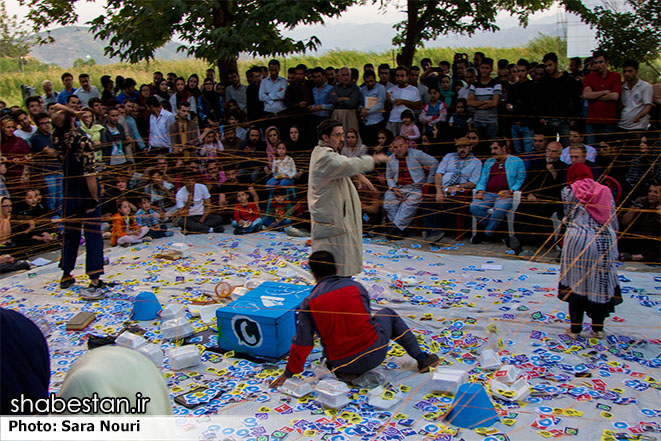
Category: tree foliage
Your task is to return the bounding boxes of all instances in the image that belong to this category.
[380,0,554,66]
[0,0,32,57]
[19,0,357,83]
[580,0,661,69]
[72,57,96,68]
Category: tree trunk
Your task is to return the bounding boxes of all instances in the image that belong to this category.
[398,0,419,67]
[212,2,236,87]
[218,56,239,86]
[397,45,416,68]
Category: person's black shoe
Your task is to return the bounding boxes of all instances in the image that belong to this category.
[233,228,243,235]
[215,225,225,233]
[418,353,441,373]
[60,275,75,289]
[426,232,445,243]
[385,227,405,241]
[86,279,118,292]
[336,371,360,385]
[470,233,483,244]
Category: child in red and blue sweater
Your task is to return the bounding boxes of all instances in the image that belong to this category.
[232,190,263,235]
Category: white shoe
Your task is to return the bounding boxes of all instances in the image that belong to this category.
[284,226,308,237]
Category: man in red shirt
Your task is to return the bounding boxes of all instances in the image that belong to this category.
[583,49,621,146]
[270,250,439,387]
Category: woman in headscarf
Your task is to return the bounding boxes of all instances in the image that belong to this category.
[340,128,367,158]
[198,77,224,129]
[78,108,106,146]
[264,126,280,168]
[0,308,50,414]
[625,133,661,200]
[58,346,172,415]
[558,163,619,340]
[169,77,196,115]
[186,74,201,100]
[153,79,171,103]
[439,75,456,110]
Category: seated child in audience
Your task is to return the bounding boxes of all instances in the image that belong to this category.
[232,190,262,235]
[144,169,177,218]
[199,128,223,161]
[400,110,421,147]
[110,199,149,246]
[264,187,294,230]
[135,197,174,239]
[265,142,296,191]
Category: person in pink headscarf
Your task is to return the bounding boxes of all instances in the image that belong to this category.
[264,126,279,168]
[558,162,620,340]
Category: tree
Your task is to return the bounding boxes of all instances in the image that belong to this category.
[73,57,96,68]
[580,0,661,71]
[380,0,554,67]
[0,0,32,57]
[19,0,357,84]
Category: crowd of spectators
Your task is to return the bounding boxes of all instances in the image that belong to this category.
[0,48,659,272]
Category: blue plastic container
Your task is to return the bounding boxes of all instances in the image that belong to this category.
[133,291,162,321]
[445,383,500,429]
[216,282,312,358]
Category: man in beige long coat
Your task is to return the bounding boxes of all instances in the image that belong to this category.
[308,120,388,276]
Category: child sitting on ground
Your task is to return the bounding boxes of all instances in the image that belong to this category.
[264,187,294,231]
[135,197,174,239]
[265,142,296,192]
[232,190,262,235]
[110,198,149,246]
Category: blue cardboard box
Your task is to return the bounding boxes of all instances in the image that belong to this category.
[216,282,312,358]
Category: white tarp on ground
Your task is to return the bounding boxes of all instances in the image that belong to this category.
[1,231,660,440]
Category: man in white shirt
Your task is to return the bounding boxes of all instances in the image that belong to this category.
[146,96,176,155]
[73,73,101,107]
[12,110,37,144]
[386,66,422,136]
[619,60,653,133]
[175,172,225,234]
[258,59,288,116]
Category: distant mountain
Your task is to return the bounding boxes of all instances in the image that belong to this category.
[29,26,189,67]
[29,20,564,67]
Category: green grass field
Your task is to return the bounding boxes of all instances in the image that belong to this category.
[1,36,658,107]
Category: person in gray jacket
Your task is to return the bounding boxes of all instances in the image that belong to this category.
[384,136,439,239]
[308,120,388,276]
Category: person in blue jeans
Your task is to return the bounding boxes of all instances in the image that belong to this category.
[135,197,173,239]
[51,111,108,297]
[470,138,526,243]
[263,187,294,231]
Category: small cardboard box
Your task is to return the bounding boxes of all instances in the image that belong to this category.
[216,282,312,358]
